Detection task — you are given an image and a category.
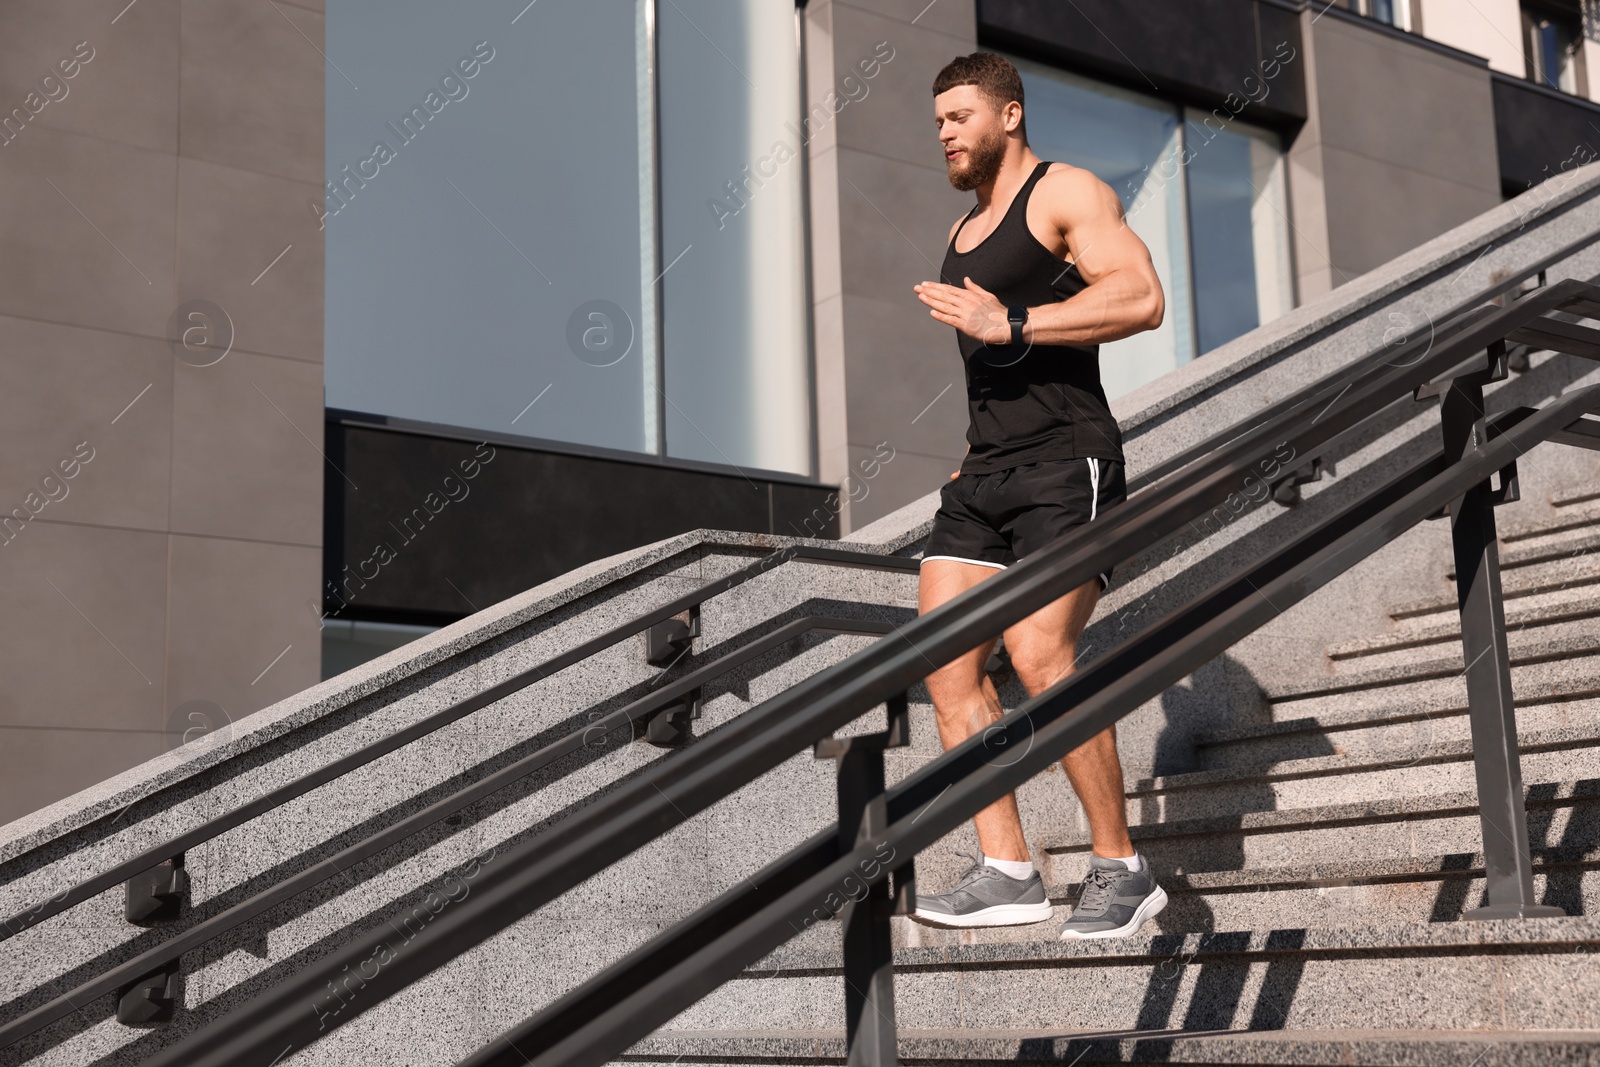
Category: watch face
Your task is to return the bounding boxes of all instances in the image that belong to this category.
[979,308,1031,366]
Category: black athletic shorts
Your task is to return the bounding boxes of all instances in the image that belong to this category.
[923,457,1128,591]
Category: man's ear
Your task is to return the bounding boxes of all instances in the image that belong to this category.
[1005,101,1023,133]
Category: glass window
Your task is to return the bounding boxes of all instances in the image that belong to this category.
[1184,112,1294,355]
[1004,54,1295,396]
[658,1,811,475]
[1524,4,1583,93]
[1365,0,1411,30]
[1007,55,1195,399]
[325,1,656,454]
[325,0,813,474]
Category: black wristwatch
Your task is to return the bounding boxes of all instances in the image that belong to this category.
[1007,305,1028,346]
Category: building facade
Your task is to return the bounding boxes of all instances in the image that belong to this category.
[2,0,1599,821]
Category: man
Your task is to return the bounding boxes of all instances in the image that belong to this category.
[909,53,1166,939]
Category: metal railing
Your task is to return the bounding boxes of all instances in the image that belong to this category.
[1128,225,1595,494]
[0,544,916,942]
[128,281,1600,1067]
[0,607,901,1042]
[0,546,916,1047]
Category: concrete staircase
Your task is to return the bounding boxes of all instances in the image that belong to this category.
[0,536,927,1067]
[627,478,1600,1064]
[5,168,1600,1065]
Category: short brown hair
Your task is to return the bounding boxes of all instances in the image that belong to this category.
[932,52,1026,140]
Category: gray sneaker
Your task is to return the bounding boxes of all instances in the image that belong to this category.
[1058,853,1167,939]
[912,852,1053,928]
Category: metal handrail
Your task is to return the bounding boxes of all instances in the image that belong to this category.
[1128,224,1599,493]
[0,614,897,1046]
[135,280,1600,1067]
[469,392,1600,1067]
[0,544,917,942]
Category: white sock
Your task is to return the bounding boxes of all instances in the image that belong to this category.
[1098,852,1143,872]
[983,855,1035,880]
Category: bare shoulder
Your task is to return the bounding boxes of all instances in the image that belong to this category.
[1035,162,1123,219]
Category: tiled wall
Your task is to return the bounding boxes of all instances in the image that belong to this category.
[0,0,325,823]
[806,0,980,530]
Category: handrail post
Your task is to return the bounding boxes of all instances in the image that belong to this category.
[814,694,911,1067]
[1438,357,1562,919]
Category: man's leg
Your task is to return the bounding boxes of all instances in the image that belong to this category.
[1002,578,1135,860]
[1004,572,1167,939]
[918,558,1028,861]
[911,558,1053,927]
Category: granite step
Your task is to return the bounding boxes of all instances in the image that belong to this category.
[1261,647,1600,724]
[1326,584,1600,664]
[1196,692,1600,770]
[1128,723,1600,824]
[1500,499,1600,543]
[0,578,917,1063]
[1448,525,1600,579]
[1265,622,1600,701]
[666,915,1600,1033]
[1552,481,1600,508]
[1042,779,1600,876]
[625,1027,1600,1066]
[886,845,1600,948]
[1387,551,1600,621]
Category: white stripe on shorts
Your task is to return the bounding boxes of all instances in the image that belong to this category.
[1088,457,1100,521]
[920,555,1007,570]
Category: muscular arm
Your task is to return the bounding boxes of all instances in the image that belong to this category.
[916,167,1164,347]
[1023,169,1164,344]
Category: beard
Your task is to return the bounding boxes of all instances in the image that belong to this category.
[946,125,1007,191]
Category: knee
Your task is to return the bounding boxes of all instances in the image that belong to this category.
[1008,642,1075,694]
[924,659,984,711]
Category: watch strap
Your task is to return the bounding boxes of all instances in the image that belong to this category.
[1007,305,1027,347]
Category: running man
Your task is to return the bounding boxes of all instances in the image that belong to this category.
[909,53,1167,939]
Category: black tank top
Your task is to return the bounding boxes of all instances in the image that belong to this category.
[940,160,1124,473]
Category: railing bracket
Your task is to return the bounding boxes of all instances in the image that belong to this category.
[644,688,701,747]
[116,959,180,1025]
[1270,456,1323,506]
[645,606,700,667]
[125,857,188,926]
[1415,341,1509,401]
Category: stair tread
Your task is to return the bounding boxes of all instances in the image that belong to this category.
[631,1027,1600,1065]
[1265,626,1600,701]
[1501,499,1600,542]
[1052,844,1600,895]
[1389,575,1594,624]
[1206,685,1600,748]
[1045,780,1600,850]
[1330,588,1600,661]
[1136,722,1600,796]
[1391,554,1600,620]
[1552,482,1600,507]
[744,913,1600,972]
[1203,694,1600,751]
[1477,527,1600,571]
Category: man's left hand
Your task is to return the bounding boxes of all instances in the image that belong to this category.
[915,276,1014,346]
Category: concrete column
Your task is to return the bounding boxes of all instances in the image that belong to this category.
[804,0,978,531]
[1288,10,1502,300]
[0,0,325,823]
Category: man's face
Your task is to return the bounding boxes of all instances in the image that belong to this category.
[934,84,1009,192]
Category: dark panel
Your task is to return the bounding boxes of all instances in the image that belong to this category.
[1492,72,1600,194]
[975,0,1307,127]
[323,419,837,622]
